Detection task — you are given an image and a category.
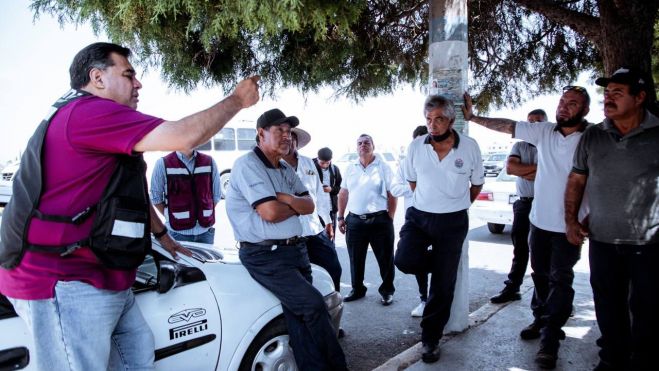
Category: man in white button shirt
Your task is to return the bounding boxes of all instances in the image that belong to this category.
[282,127,342,292]
[337,134,397,306]
[394,96,484,364]
[463,86,591,369]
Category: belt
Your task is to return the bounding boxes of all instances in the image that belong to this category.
[519,197,534,202]
[240,236,308,248]
[350,210,387,220]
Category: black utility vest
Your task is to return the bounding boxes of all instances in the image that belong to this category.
[0,90,151,270]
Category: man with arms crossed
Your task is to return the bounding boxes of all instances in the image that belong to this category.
[490,109,546,304]
[0,42,258,370]
[463,86,590,369]
[395,96,483,363]
[226,109,347,371]
[565,67,658,371]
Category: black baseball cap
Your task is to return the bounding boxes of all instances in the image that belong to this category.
[595,67,649,92]
[256,109,299,129]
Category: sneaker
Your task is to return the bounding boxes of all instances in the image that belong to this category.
[411,301,426,317]
[421,342,441,363]
[490,289,522,304]
[535,346,558,369]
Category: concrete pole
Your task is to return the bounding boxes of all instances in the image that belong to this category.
[428,0,469,332]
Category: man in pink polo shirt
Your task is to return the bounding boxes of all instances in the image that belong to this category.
[0,42,259,370]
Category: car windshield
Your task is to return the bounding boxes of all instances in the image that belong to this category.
[488,154,507,161]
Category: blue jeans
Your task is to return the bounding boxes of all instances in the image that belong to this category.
[170,227,215,244]
[9,281,154,371]
[239,242,347,371]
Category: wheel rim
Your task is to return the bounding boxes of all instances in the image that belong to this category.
[251,334,297,371]
[220,173,231,196]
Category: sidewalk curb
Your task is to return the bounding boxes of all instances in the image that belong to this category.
[373,286,534,371]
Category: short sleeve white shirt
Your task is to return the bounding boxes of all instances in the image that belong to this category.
[405,132,484,213]
[514,121,586,232]
[341,156,393,215]
[287,153,331,236]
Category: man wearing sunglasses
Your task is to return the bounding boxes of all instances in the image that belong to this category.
[463,86,591,369]
[565,67,658,371]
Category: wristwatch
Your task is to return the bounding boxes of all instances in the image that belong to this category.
[337,216,345,221]
[153,226,168,239]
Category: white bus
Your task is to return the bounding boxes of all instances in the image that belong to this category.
[144,120,256,197]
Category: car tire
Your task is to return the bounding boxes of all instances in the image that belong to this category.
[487,223,505,234]
[238,317,297,371]
[219,171,231,199]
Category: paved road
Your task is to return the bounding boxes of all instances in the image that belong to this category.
[209,176,529,371]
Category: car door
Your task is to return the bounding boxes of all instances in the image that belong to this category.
[0,295,32,371]
[134,252,222,371]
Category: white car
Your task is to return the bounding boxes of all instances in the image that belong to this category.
[0,163,19,206]
[471,169,518,234]
[0,240,343,371]
[482,153,507,176]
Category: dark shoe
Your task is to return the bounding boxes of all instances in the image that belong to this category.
[520,320,543,340]
[421,342,441,363]
[344,289,366,302]
[337,328,345,339]
[490,289,521,304]
[535,346,558,369]
[381,294,394,306]
[520,321,566,340]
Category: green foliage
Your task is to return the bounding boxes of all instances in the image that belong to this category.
[30,0,657,110]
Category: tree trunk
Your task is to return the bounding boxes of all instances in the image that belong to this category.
[598,0,657,103]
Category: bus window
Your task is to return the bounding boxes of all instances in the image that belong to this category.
[236,128,257,150]
[197,140,212,151]
[214,128,236,151]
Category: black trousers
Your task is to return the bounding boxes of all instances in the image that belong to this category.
[504,198,533,290]
[529,225,581,346]
[589,240,659,370]
[345,212,395,296]
[306,231,342,292]
[239,242,347,371]
[395,207,468,344]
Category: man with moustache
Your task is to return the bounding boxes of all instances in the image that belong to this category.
[226,109,347,371]
[394,97,484,363]
[463,86,591,369]
[565,68,658,371]
[0,42,259,370]
[337,134,397,305]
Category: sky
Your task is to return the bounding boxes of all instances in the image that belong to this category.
[0,1,605,166]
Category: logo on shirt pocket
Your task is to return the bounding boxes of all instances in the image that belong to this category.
[454,158,464,169]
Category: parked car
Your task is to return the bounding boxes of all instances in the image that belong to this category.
[0,163,19,206]
[471,168,518,234]
[482,153,508,176]
[334,151,398,175]
[0,239,343,371]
